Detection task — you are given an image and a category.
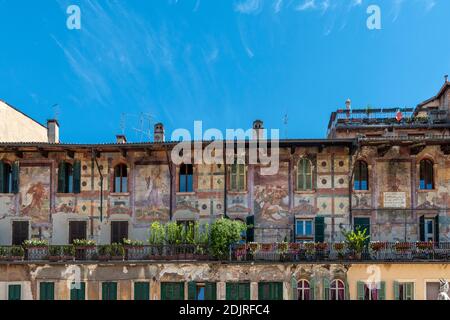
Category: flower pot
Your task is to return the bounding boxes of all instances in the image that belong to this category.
[110,256,124,261]
[185,253,194,260]
[63,255,75,262]
[49,256,61,262]
[9,256,24,261]
[98,255,110,262]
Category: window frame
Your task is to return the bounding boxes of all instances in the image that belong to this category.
[295,219,314,242]
[113,163,128,193]
[419,159,434,190]
[179,163,194,193]
[0,162,13,194]
[330,279,345,301]
[296,158,313,191]
[297,279,311,301]
[229,163,246,192]
[353,160,369,191]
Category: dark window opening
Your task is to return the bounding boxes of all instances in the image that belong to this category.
[114,164,128,193]
[354,160,368,191]
[69,221,87,244]
[179,164,193,192]
[0,162,12,193]
[111,221,128,244]
[12,221,29,246]
[419,159,434,190]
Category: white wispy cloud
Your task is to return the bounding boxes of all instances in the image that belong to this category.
[234,0,263,14]
[273,0,283,13]
[351,0,362,7]
[295,0,316,11]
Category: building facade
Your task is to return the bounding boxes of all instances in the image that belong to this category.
[0,79,449,300]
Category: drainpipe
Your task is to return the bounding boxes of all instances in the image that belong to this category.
[164,146,173,220]
[224,152,228,219]
[92,149,104,223]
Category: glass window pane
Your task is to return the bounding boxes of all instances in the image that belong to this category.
[305,221,312,235]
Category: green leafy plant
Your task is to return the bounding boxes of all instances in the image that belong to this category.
[148,222,165,245]
[62,245,75,256]
[0,247,8,256]
[210,218,246,259]
[165,222,182,245]
[72,239,96,247]
[123,239,144,246]
[48,246,61,256]
[277,242,288,254]
[110,243,125,257]
[23,239,48,247]
[98,245,111,256]
[10,246,25,257]
[342,227,369,254]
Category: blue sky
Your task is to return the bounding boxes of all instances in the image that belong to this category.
[0,0,449,143]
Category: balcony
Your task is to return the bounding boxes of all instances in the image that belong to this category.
[0,242,449,263]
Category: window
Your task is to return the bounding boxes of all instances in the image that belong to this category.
[114,164,128,193]
[354,217,370,243]
[297,158,313,191]
[394,282,414,300]
[102,282,117,300]
[57,161,81,194]
[420,215,439,242]
[160,282,185,300]
[0,162,12,193]
[420,159,434,190]
[12,221,29,246]
[226,282,250,300]
[329,280,345,301]
[230,164,246,191]
[8,284,21,300]
[70,282,86,300]
[354,160,368,191]
[297,280,311,301]
[295,219,313,242]
[134,282,150,300]
[258,282,283,300]
[179,164,193,192]
[111,221,128,244]
[188,282,216,300]
[69,221,87,244]
[357,281,385,300]
[40,282,55,300]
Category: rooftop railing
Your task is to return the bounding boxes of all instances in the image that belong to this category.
[0,242,449,263]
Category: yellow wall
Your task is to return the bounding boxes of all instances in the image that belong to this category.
[348,263,450,300]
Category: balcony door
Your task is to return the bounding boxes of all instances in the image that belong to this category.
[111,221,128,244]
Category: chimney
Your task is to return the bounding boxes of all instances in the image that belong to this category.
[154,123,165,142]
[445,75,448,83]
[252,119,264,140]
[116,134,127,144]
[47,119,60,143]
[345,99,351,111]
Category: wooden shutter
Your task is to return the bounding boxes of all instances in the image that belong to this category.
[405,283,414,300]
[0,161,4,193]
[102,282,117,300]
[226,283,234,300]
[345,279,350,300]
[310,279,316,300]
[70,282,85,300]
[435,215,440,243]
[291,276,298,300]
[188,282,197,300]
[357,281,365,300]
[205,282,217,300]
[240,283,250,300]
[73,160,81,194]
[394,281,400,300]
[246,216,254,242]
[314,216,325,243]
[11,162,19,194]
[8,284,21,300]
[323,278,330,301]
[419,215,425,241]
[69,221,87,244]
[275,282,283,300]
[258,283,265,300]
[57,162,66,193]
[378,282,386,300]
[134,282,150,300]
[111,221,128,244]
[40,282,55,300]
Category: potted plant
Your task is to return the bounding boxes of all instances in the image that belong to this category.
[210,218,246,260]
[98,245,111,261]
[277,242,289,261]
[9,246,25,261]
[416,241,433,251]
[193,223,209,260]
[394,242,411,253]
[342,227,369,260]
[123,239,145,260]
[72,239,96,260]
[370,241,386,252]
[333,242,345,259]
[148,221,165,260]
[0,247,8,261]
[23,239,48,260]
[48,246,62,262]
[110,243,125,261]
[62,245,75,261]
[165,222,182,260]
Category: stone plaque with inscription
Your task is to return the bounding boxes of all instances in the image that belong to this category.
[383,192,406,208]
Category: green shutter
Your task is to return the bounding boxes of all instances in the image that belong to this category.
[73,160,81,194]
[405,283,414,300]
[378,282,386,300]
[8,284,21,300]
[57,162,66,193]
[258,283,265,300]
[291,276,298,300]
[40,282,55,300]
[394,281,400,300]
[134,282,149,300]
[357,281,365,300]
[0,161,4,193]
[310,279,316,300]
[70,282,85,300]
[345,280,350,300]
[240,283,250,300]
[188,282,196,300]
[102,282,117,300]
[419,216,425,242]
[162,282,184,300]
[323,278,330,300]
[314,216,325,243]
[205,282,217,300]
[11,162,19,194]
[226,283,234,300]
[275,282,283,300]
[435,215,440,243]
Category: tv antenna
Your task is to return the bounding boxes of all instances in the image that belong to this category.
[52,104,60,120]
[283,113,288,139]
[132,112,154,142]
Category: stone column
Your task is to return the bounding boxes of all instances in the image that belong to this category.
[217,281,226,300]
[250,281,258,300]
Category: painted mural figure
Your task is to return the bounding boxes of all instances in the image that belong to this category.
[437,279,450,300]
[21,182,47,221]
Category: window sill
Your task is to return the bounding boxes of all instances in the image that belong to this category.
[294,190,316,195]
[56,193,79,196]
[176,192,196,196]
[353,190,371,194]
[228,191,248,195]
[110,192,130,196]
[417,189,435,193]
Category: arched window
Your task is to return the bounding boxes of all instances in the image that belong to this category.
[354,160,368,190]
[297,158,313,191]
[0,162,12,193]
[330,279,345,300]
[230,163,246,191]
[297,280,311,301]
[179,164,193,193]
[114,164,128,193]
[58,162,73,193]
[419,159,434,190]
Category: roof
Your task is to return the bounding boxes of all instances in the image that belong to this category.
[0,99,47,129]
[416,81,450,108]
